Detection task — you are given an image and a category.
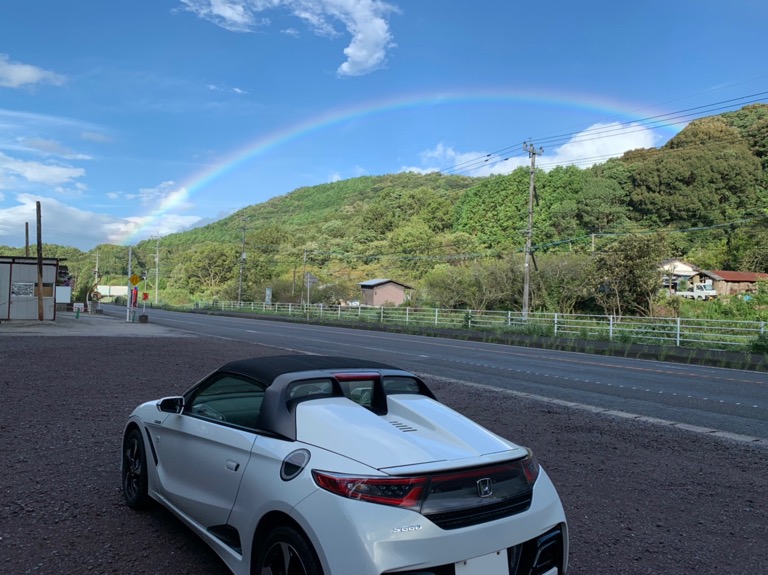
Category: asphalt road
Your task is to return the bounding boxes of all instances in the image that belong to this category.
[103,306,768,443]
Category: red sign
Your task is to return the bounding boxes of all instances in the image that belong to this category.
[142,292,149,301]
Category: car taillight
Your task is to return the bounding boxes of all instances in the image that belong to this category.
[312,471,427,511]
[522,450,540,485]
[313,451,540,515]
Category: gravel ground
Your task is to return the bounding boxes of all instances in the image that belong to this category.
[1,329,767,575]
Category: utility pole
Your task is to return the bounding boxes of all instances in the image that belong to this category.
[36,202,43,321]
[126,247,132,323]
[154,237,160,305]
[90,252,99,313]
[302,249,307,305]
[237,216,247,305]
[522,141,543,319]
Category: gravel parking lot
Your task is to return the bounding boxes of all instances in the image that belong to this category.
[2,319,767,574]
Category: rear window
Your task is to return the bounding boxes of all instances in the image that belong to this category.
[287,375,429,410]
[383,377,422,395]
[287,379,334,400]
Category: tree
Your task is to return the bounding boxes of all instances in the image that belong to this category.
[727,216,768,272]
[532,254,594,313]
[455,169,530,250]
[422,257,521,310]
[592,234,667,318]
[169,243,238,297]
[386,218,437,278]
[627,118,764,227]
[576,176,630,234]
[421,264,467,308]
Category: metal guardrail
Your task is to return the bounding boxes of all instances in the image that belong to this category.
[187,301,767,352]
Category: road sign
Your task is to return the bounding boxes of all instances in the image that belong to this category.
[130,274,141,286]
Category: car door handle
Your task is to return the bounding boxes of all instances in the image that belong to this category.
[226,460,240,472]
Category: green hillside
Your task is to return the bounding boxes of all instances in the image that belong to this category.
[6,103,768,316]
[154,172,476,248]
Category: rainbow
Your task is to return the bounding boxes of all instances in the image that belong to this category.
[119,88,679,245]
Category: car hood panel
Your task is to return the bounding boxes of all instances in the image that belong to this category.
[296,395,525,471]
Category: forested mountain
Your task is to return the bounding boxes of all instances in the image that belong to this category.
[4,104,767,316]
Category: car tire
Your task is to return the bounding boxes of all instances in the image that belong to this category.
[122,428,151,509]
[254,526,323,575]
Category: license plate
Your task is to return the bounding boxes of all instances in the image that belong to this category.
[455,550,508,575]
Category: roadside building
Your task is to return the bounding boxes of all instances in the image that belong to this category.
[0,255,65,321]
[659,259,700,292]
[699,270,768,296]
[358,279,413,306]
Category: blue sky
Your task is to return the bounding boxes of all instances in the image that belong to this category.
[0,0,766,250]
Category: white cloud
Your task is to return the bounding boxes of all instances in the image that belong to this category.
[180,0,279,31]
[328,171,342,182]
[401,142,493,176]
[81,131,111,143]
[402,123,662,177]
[207,83,248,94]
[540,122,660,169]
[0,54,66,88]
[17,138,92,160]
[115,180,194,211]
[0,194,126,248]
[0,152,85,186]
[281,27,300,37]
[0,193,203,250]
[52,181,88,199]
[118,213,202,244]
[179,0,398,76]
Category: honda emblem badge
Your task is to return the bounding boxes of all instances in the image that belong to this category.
[476,478,493,498]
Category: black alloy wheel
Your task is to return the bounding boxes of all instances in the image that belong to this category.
[256,526,322,575]
[122,428,151,509]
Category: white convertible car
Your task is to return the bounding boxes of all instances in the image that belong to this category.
[122,355,568,575]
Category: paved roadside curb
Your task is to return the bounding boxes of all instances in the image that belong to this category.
[0,311,192,337]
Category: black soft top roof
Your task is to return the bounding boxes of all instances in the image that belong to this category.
[219,354,401,384]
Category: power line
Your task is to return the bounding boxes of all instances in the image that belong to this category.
[439,91,768,177]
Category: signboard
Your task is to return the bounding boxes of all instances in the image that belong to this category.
[129,274,142,286]
[11,282,34,296]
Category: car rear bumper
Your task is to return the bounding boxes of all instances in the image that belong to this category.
[292,467,568,575]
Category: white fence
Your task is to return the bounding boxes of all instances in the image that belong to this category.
[189,301,767,352]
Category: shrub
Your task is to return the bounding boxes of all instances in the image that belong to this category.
[748,333,768,355]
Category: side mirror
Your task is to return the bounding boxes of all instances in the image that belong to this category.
[157,396,184,413]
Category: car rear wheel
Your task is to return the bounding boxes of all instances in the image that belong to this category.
[122,428,151,509]
[255,526,322,575]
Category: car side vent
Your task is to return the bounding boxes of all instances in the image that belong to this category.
[389,420,418,432]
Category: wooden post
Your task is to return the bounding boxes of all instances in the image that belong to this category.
[36,202,44,321]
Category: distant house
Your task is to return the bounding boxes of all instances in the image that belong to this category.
[358,279,413,306]
[699,270,768,296]
[660,259,700,291]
